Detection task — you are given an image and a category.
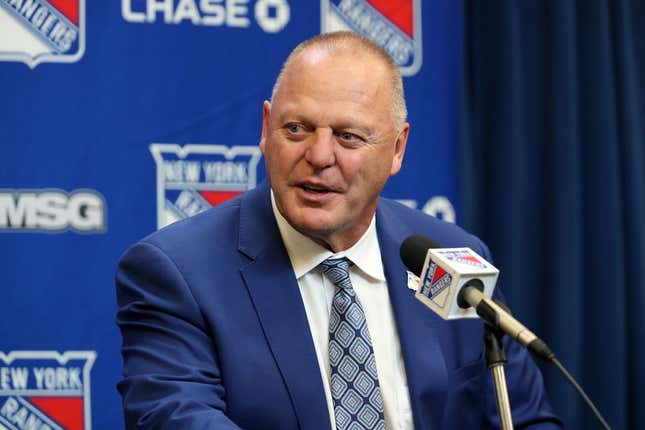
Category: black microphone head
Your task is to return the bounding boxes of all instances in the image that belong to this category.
[400,234,442,276]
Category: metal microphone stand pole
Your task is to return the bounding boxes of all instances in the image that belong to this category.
[484,323,514,430]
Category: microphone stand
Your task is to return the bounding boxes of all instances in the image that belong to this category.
[484,323,514,430]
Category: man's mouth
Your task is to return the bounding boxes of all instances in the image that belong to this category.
[300,184,331,193]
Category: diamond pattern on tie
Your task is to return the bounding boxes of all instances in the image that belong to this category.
[349,337,370,364]
[319,257,385,430]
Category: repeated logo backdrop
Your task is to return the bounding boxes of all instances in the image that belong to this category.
[0,1,462,428]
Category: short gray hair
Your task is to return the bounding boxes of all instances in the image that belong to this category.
[270,31,408,131]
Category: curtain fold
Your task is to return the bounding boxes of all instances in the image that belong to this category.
[460,1,645,428]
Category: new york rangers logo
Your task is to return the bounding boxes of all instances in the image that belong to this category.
[150,144,263,230]
[0,0,85,68]
[420,261,452,308]
[439,250,487,269]
[320,0,422,76]
[0,351,96,430]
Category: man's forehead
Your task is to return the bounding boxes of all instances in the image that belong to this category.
[289,45,383,72]
[271,80,387,126]
[294,45,335,66]
[276,49,389,100]
[274,99,376,127]
[269,44,394,127]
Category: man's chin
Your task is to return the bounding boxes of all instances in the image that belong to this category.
[284,209,335,235]
[291,218,336,239]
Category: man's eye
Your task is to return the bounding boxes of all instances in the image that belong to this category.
[286,123,304,133]
[335,131,362,142]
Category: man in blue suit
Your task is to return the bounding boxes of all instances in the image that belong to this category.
[116,32,561,429]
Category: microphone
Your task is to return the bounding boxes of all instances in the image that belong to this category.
[400,234,612,429]
[400,234,553,359]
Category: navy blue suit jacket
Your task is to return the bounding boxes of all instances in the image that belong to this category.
[116,182,561,429]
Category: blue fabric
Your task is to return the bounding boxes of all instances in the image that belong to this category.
[459,1,645,429]
[116,181,562,429]
[320,258,385,430]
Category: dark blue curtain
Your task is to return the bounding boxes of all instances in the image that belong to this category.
[459,1,645,429]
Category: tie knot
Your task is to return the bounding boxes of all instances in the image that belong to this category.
[319,257,352,290]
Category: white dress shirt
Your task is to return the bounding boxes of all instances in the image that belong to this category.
[271,193,414,430]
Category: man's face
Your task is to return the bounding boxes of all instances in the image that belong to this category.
[260,48,409,251]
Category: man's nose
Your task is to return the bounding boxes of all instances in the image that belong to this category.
[305,128,335,168]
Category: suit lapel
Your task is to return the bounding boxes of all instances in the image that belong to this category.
[238,184,331,430]
[377,203,449,430]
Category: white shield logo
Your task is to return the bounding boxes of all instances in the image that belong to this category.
[320,0,423,76]
[0,0,86,68]
[150,143,263,230]
[0,350,97,430]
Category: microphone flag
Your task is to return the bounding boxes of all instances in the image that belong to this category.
[415,247,499,320]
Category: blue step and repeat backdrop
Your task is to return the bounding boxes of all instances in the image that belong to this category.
[0,1,462,428]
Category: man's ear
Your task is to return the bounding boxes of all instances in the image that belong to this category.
[390,122,410,176]
[259,100,271,154]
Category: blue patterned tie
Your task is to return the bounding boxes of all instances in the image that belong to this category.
[319,258,386,430]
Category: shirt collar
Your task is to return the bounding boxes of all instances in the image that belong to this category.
[271,190,385,281]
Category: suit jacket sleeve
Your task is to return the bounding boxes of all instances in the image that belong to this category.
[115,240,241,430]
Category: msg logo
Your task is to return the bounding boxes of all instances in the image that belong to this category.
[0,189,106,233]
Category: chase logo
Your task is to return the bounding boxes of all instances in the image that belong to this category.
[321,0,422,76]
[420,261,451,308]
[122,0,290,33]
[150,143,262,229]
[0,0,85,68]
[438,250,487,269]
[0,351,96,430]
